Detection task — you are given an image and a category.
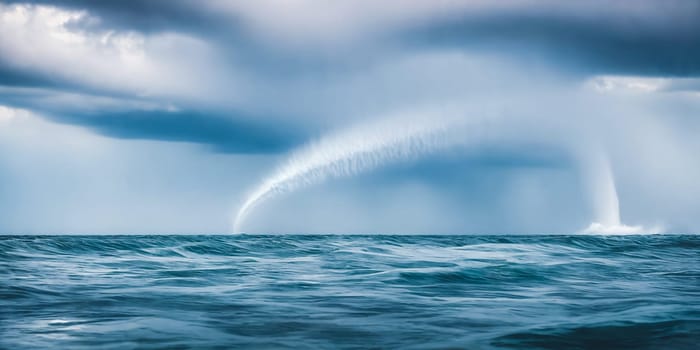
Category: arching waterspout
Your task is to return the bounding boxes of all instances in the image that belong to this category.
[233,111,483,233]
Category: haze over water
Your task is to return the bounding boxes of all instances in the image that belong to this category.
[2,234,699,349]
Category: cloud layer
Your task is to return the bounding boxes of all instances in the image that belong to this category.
[0,1,699,233]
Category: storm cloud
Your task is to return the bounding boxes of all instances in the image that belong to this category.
[0,1,698,233]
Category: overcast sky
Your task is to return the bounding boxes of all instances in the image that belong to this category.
[0,0,699,234]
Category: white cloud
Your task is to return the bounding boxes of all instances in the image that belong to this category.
[585,75,670,94]
[0,105,30,124]
[205,0,465,47]
[0,3,227,102]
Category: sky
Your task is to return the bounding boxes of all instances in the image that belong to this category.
[0,0,699,234]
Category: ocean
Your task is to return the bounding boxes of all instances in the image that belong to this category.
[1,235,698,349]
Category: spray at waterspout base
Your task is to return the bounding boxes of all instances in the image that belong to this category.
[576,148,663,235]
[581,222,644,235]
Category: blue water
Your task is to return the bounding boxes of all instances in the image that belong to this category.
[1,235,698,349]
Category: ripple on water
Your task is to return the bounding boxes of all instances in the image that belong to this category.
[1,234,699,349]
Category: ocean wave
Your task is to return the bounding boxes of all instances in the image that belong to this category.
[1,235,698,349]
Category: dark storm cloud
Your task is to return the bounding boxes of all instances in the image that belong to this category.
[0,65,57,88]
[53,109,305,154]
[7,0,700,78]
[0,62,120,97]
[0,88,305,153]
[2,0,699,157]
[30,0,697,77]
[409,7,700,77]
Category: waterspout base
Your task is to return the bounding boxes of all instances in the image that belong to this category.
[581,222,661,235]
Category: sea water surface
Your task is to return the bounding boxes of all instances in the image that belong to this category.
[1,235,699,349]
